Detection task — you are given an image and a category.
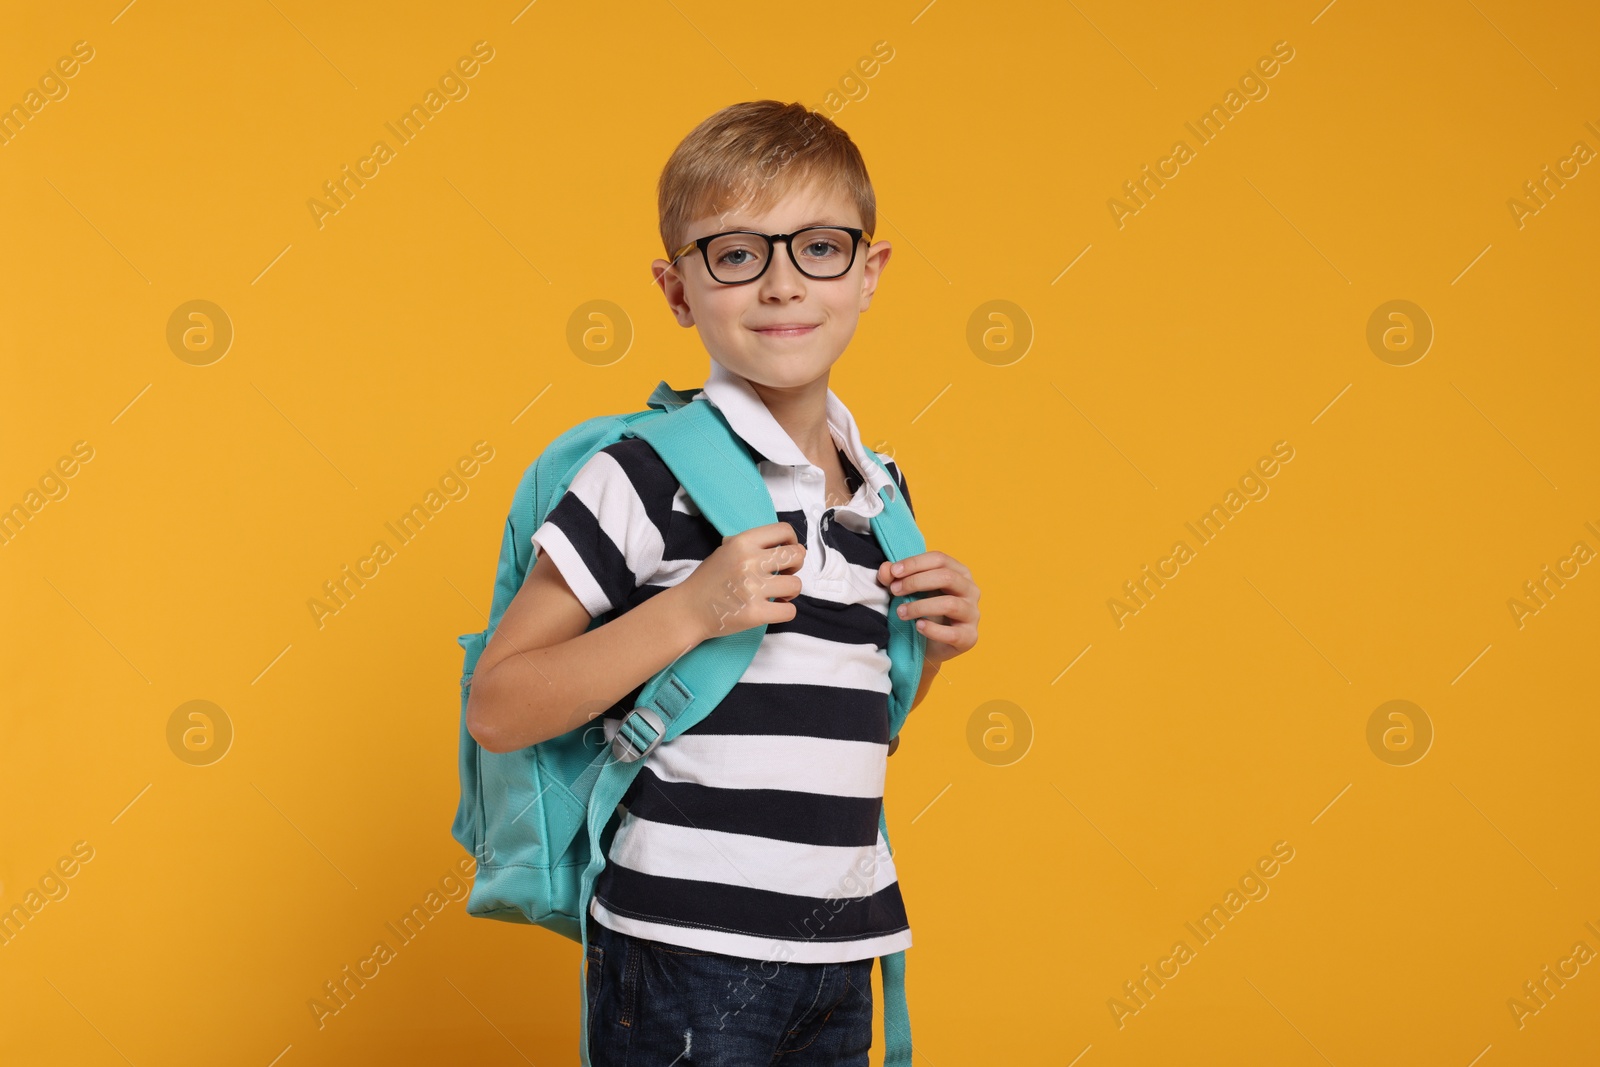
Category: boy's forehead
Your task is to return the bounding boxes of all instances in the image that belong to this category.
[691,178,862,235]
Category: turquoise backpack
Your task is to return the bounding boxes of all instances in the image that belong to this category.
[451,380,928,1065]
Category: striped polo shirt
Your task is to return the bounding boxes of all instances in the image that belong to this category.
[529,359,916,964]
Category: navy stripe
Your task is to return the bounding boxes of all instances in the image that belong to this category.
[768,594,888,648]
[663,506,720,561]
[684,682,889,743]
[776,508,808,549]
[826,523,890,571]
[620,768,883,846]
[604,681,888,746]
[838,448,864,494]
[594,865,909,943]
[663,505,809,563]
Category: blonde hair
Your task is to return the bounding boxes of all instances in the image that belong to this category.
[656,100,876,258]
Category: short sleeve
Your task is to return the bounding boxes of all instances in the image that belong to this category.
[879,455,914,521]
[531,439,679,617]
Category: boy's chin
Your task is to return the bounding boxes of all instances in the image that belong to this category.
[714,352,837,390]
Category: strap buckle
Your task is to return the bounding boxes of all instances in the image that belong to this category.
[611,705,666,763]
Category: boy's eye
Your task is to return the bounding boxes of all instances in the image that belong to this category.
[709,236,767,269]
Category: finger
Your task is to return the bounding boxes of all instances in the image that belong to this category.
[896,594,975,623]
[884,553,934,580]
[890,568,976,599]
[886,552,970,582]
[918,552,971,581]
[769,575,804,602]
[738,521,800,548]
[760,542,806,574]
[879,553,956,584]
[911,617,965,644]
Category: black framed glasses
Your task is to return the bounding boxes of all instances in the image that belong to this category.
[669,226,870,285]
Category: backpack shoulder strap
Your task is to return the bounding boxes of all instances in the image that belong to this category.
[549,391,776,814]
[612,396,777,752]
[862,450,928,737]
[564,390,776,849]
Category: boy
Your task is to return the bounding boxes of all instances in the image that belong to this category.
[466,100,980,1064]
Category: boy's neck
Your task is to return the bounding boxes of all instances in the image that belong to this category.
[744,372,836,469]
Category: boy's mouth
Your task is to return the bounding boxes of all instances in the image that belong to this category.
[752,323,820,339]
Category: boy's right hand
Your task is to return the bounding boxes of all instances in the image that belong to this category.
[677,521,805,641]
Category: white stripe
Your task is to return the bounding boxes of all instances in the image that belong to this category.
[620,730,889,797]
[605,818,899,898]
[589,897,912,964]
[741,630,892,692]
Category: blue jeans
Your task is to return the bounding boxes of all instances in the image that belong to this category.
[585,913,874,1065]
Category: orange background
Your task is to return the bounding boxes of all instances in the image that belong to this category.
[3,1,1598,1064]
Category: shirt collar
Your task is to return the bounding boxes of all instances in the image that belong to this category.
[692,360,899,505]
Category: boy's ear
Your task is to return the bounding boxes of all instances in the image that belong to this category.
[858,240,892,312]
[651,258,696,327]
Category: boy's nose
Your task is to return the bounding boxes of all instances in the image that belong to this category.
[758,244,808,296]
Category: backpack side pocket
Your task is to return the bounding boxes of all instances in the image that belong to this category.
[451,629,491,862]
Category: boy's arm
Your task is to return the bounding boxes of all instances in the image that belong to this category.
[466,553,709,753]
[468,439,700,753]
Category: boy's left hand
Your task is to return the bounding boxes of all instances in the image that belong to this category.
[876,551,980,665]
